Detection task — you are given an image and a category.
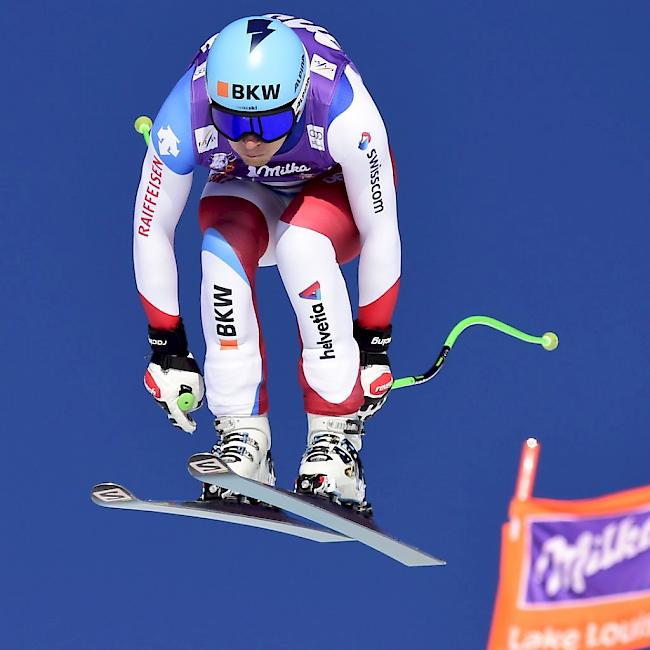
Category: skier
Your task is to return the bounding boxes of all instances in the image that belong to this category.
[133,15,400,511]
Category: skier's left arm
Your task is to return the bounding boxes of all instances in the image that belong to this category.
[328,66,401,419]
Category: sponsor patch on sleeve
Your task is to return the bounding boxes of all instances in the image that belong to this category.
[194,125,219,153]
[310,53,337,81]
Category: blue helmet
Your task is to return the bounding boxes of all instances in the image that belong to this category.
[206,16,310,142]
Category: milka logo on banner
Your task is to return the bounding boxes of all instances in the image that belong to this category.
[525,508,650,605]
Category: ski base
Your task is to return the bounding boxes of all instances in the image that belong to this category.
[187,453,446,567]
[91,483,351,543]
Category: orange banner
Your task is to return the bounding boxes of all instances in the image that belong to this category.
[488,482,650,650]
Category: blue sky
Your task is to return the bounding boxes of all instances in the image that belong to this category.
[2,1,649,648]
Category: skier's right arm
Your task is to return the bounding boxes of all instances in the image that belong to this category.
[133,68,205,433]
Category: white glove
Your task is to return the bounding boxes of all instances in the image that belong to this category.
[144,319,205,433]
[144,354,205,433]
[359,363,393,421]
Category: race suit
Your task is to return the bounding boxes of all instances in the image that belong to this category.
[133,14,401,418]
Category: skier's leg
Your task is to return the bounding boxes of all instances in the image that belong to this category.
[199,180,289,498]
[275,171,363,416]
[274,169,368,506]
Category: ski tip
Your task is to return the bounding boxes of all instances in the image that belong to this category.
[187,453,229,477]
[411,556,446,568]
[91,483,136,506]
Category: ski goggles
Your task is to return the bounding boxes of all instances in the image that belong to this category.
[210,102,296,143]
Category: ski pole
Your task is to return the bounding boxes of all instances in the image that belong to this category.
[391,316,558,390]
[134,115,152,146]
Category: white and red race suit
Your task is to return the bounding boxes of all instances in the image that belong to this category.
[133,15,401,418]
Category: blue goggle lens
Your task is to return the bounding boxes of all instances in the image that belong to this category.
[210,104,295,143]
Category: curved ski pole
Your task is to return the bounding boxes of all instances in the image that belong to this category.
[134,115,152,146]
[391,316,558,390]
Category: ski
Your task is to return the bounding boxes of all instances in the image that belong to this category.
[187,454,446,567]
[91,483,351,544]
